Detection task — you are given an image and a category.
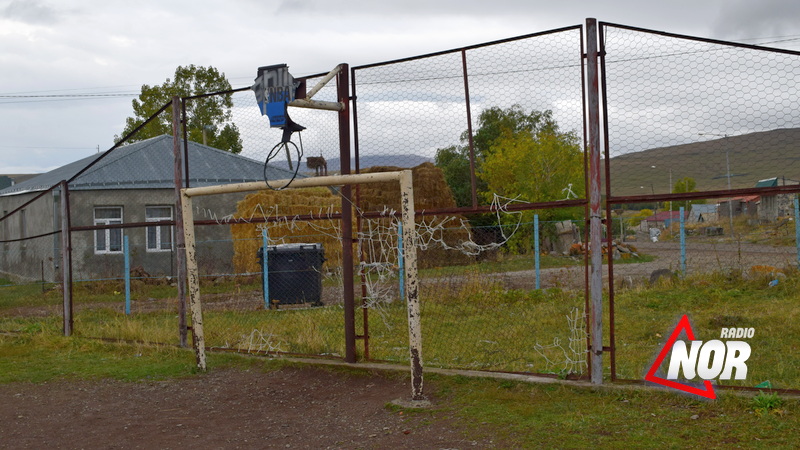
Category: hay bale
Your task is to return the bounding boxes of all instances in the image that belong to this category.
[360,163,473,268]
[359,162,457,212]
[230,163,474,272]
[231,187,345,274]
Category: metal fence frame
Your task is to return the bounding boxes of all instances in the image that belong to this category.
[3,17,799,393]
[598,21,800,389]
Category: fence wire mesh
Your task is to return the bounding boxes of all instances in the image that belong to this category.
[602,23,800,389]
[0,192,63,333]
[3,21,800,390]
[348,29,590,374]
[352,27,586,207]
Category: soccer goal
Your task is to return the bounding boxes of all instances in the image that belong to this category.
[179,170,426,401]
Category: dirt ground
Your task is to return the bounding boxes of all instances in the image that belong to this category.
[494,239,798,291]
[0,366,503,449]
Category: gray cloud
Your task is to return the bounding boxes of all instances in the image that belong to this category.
[1,0,798,173]
[713,0,800,40]
[2,0,59,25]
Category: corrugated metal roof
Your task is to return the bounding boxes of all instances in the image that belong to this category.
[0,135,300,196]
[646,210,689,222]
[755,177,779,188]
[691,204,717,213]
[730,195,760,202]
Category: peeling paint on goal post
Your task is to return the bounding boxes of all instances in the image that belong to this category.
[400,169,425,401]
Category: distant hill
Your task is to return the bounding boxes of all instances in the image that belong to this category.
[269,154,433,173]
[607,128,800,197]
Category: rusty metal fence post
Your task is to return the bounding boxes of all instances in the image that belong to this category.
[598,22,617,381]
[172,96,188,348]
[461,49,479,209]
[60,180,72,336]
[586,18,604,385]
[337,64,357,364]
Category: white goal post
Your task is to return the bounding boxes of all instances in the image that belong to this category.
[179,170,426,401]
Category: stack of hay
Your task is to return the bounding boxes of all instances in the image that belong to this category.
[231,162,473,272]
[358,163,473,268]
[231,187,343,274]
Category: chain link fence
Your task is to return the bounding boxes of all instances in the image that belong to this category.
[0,190,63,333]
[2,20,799,389]
[601,23,800,390]
[349,26,588,374]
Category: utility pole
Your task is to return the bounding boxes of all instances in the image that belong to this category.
[699,133,735,236]
[725,148,734,234]
[669,168,672,213]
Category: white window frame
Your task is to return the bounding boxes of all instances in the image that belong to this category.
[94,206,123,254]
[146,205,173,252]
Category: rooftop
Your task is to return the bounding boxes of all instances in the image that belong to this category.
[0,136,298,196]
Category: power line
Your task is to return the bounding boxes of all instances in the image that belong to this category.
[0,145,97,150]
[0,95,136,105]
[0,93,137,98]
[1,32,797,104]
[0,84,140,94]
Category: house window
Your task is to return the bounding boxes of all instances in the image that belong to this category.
[146,206,173,252]
[94,207,123,254]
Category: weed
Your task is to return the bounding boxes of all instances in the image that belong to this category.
[751,392,784,416]
[498,380,517,389]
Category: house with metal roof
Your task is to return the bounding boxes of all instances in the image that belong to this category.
[644,210,690,229]
[0,135,296,282]
[0,174,38,190]
[754,177,799,222]
[717,194,760,223]
[689,204,718,223]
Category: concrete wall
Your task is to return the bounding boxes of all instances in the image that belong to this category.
[0,190,59,282]
[69,188,244,281]
[1,187,246,282]
[759,194,795,222]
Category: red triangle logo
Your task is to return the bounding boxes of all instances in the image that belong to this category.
[644,315,716,399]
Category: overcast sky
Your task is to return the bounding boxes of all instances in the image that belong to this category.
[2,0,800,173]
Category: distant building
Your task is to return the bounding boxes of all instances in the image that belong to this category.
[718,195,759,220]
[0,135,296,282]
[755,177,799,222]
[0,174,39,190]
[643,210,690,229]
[689,204,718,223]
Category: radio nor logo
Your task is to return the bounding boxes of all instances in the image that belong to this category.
[644,315,753,399]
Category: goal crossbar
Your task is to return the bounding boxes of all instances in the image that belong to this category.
[183,171,405,197]
[180,170,425,401]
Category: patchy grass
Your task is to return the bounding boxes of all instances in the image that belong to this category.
[431,374,800,447]
[422,252,653,278]
[0,278,60,308]
[3,262,800,389]
[1,328,798,446]
[0,323,194,383]
[613,271,800,389]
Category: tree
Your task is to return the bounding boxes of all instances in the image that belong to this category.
[434,145,473,208]
[480,119,584,223]
[470,105,558,160]
[672,176,705,210]
[117,65,243,153]
[435,105,562,208]
[433,105,584,253]
[673,176,697,194]
[628,209,654,228]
